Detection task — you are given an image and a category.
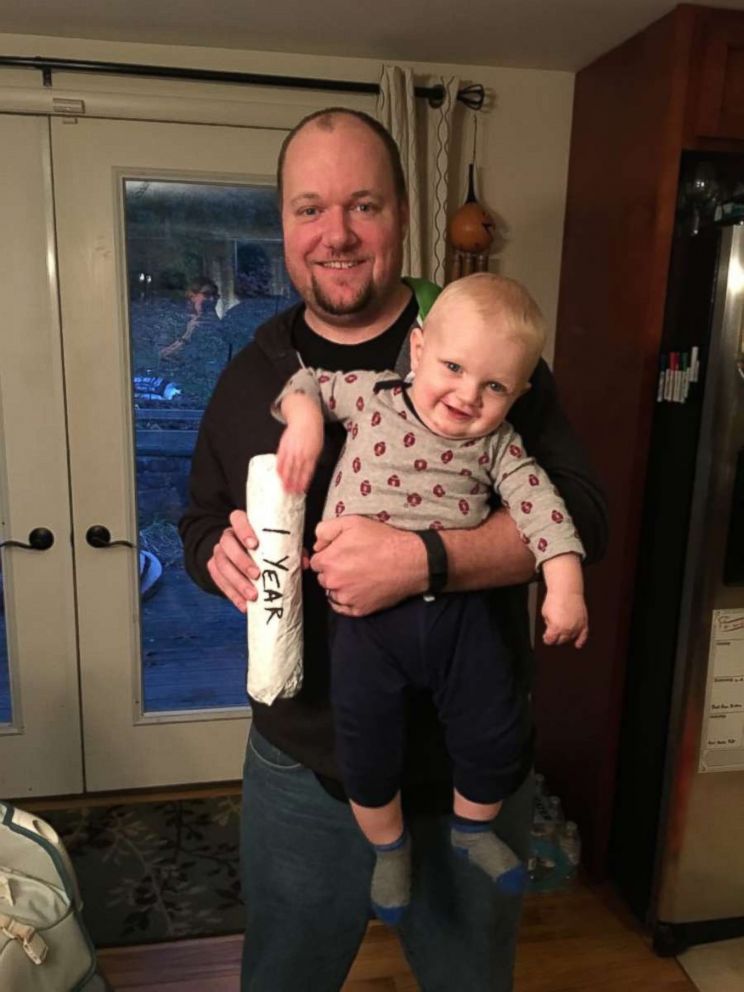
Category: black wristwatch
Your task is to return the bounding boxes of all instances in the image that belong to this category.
[416,528,448,599]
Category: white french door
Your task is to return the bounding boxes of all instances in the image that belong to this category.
[0,115,82,797]
[1,112,290,795]
[53,117,288,791]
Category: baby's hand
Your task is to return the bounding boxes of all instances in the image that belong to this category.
[542,590,589,648]
[276,422,323,493]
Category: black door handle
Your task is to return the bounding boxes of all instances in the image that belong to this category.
[0,527,55,551]
[85,525,136,550]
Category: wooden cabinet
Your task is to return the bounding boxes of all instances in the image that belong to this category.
[533,3,744,879]
[694,11,744,139]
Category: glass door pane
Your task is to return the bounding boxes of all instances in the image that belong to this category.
[125,179,298,713]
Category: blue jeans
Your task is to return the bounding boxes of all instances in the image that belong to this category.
[240,726,533,992]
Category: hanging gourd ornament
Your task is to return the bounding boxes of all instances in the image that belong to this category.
[448,155,495,281]
[448,163,495,254]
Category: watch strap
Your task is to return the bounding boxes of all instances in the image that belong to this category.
[416,528,448,598]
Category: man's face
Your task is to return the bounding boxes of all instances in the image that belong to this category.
[280,117,408,325]
[187,285,219,317]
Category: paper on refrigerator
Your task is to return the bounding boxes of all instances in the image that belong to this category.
[700,608,744,771]
[246,453,305,705]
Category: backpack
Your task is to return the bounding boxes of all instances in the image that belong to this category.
[0,802,108,991]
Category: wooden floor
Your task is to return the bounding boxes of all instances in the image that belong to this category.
[98,880,696,991]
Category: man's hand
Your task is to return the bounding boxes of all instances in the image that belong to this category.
[311,516,427,616]
[207,509,261,614]
[160,316,198,361]
[159,337,185,360]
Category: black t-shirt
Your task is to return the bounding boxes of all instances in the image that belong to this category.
[291,292,418,373]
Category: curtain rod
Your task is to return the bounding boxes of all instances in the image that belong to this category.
[0,55,484,110]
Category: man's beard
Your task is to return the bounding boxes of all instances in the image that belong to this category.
[310,271,375,317]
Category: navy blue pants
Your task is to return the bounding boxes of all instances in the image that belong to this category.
[331,592,526,808]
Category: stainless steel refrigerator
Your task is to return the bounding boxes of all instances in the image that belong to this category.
[611,173,744,955]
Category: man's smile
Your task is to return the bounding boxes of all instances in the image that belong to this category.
[315,260,365,269]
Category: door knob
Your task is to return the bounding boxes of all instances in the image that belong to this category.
[0,527,55,551]
[85,525,136,549]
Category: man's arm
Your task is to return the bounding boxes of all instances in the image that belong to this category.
[179,395,261,612]
[179,408,232,595]
[509,358,608,565]
[311,511,534,617]
[440,508,537,590]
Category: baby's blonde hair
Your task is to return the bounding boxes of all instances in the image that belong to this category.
[425,273,546,372]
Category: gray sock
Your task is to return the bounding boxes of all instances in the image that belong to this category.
[451,819,527,895]
[370,831,411,925]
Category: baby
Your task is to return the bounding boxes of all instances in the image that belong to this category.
[274,272,588,923]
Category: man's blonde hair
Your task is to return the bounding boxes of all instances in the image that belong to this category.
[426,273,546,371]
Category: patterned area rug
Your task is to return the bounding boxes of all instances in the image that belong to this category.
[38,798,244,947]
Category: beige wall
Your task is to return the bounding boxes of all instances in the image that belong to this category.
[0,32,574,359]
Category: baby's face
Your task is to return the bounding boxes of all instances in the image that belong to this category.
[409,309,532,440]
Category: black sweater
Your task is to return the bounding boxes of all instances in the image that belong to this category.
[179,301,608,801]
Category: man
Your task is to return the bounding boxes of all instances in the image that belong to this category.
[180,108,607,991]
[159,276,222,362]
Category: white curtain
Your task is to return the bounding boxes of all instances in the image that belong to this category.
[429,76,460,286]
[377,67,460,285]
[377,65,423,279]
